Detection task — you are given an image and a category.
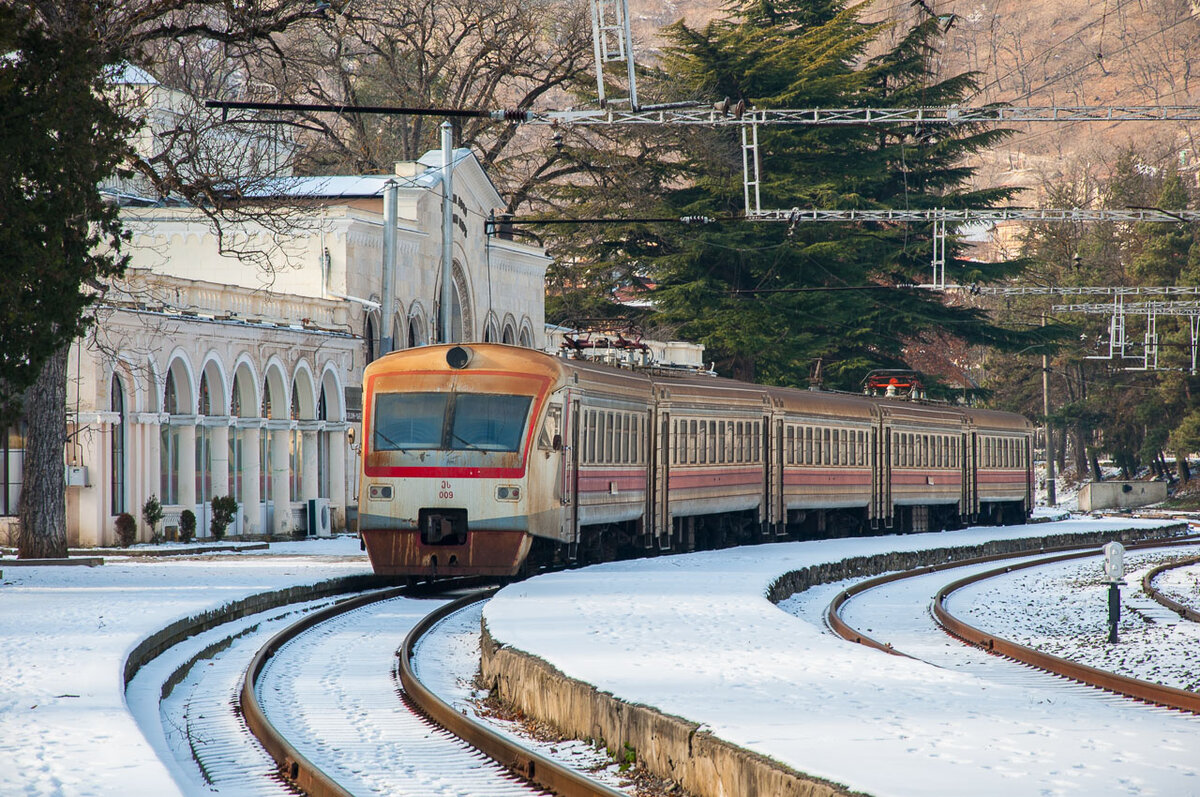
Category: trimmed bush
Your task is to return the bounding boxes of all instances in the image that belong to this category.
[114,512,137,547]
[179,509,196,544]
[141,495,163,540]
[210,495,238,540]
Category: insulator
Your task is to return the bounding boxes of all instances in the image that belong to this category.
[490,109,531,122]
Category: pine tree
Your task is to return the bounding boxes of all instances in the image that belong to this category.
[630,4,1054,389]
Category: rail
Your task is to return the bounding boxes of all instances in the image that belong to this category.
[828,537,1200,713]
[1142,556,1200,623]
[398,591,629,797]
[823,537,1197,655]
[239,586,410,797]
[930,540,1200,714]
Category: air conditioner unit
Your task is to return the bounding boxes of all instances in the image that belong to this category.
[307,497,332,537]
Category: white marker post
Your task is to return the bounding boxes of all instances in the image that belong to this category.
[1103,541,1125,643]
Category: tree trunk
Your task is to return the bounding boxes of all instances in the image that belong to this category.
[1089,449,1103,482]
[1179,453,1192,483]
[1071,428,1087,476]
[17,345,68,559]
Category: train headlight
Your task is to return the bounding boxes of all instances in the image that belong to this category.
[496,485,521,501]
[368,484,393,501]
[446,345,472,369]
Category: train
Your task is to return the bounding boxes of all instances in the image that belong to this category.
[357,343,1034,577]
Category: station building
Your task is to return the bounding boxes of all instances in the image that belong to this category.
[9,147,550,547]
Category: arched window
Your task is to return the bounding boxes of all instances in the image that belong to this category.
[365,316,377,364]
[408,314,426,347]
[111,376,126,514]
[229,374,243,501]
[160,370,180,504]
[290,384,302,500]
[391,314,404,352]
[502,324,515,345]
[260,379,273,497]
[163,370,179,414]
[318,385,330,499]
[519,327,533,348]
[198,372,210,416]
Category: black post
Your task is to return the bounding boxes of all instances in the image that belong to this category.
[1107,582,1120,643]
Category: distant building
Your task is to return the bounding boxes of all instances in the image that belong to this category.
[0,69,551,547]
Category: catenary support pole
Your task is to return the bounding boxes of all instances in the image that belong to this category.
[1042,312,1057,506]
[440,121,455,344]
[380,180,397,356]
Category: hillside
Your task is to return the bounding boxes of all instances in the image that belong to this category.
[626,0,1200,198]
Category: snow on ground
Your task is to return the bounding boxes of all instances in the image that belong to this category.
[954,551,1200,691]
[0,536,372,797]
[1,518,1194,797]
[484,518,1200,797]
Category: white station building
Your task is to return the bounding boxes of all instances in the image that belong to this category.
[31,148,550,547]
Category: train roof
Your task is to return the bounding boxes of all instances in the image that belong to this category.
[959,406,1035,432]
[365,344,1034,432]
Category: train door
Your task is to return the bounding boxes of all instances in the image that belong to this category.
[562,395,581,555]
[966,431,978,520]
[644,404,657,548]
[959,431,969,523]
[870,426,881,528]
[878,423,893,528]
[1024,434,1034,515]
[655,407,671,547]
[761,414,772,537]
[773,417,786,536]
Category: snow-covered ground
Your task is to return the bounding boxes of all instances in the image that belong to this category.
[0,537,373,797]
[2,518,1195,797]
[484,518,1200,797]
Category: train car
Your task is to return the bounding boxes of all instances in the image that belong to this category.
[962,407,1035,524]
[358,343,1035,577]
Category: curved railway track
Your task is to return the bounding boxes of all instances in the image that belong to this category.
[827,537,1200,713]
[1143,555,1200,622]
[242,586,628,797]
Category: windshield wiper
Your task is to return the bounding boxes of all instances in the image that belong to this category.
[449,431,485,451]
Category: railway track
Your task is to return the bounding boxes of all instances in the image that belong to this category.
[827,537,1200,713]
[131,578,630,796]
[1143,555,1200,621]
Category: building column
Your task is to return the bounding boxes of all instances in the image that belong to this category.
[175,415,198,513]
[269,420,292,536]
[299,421,321,503]
[326,422,348,530]
[241,422,262,536]
[208,419,231,501]
[136,413,166,540]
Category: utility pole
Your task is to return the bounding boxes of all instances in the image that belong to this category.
[1042,312,1057,506]
[440,120,455,344]
[380,180,397,356]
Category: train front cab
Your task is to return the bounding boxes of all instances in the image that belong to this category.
[358,345,560,578]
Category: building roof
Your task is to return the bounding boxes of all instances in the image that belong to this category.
[246,148,478,198]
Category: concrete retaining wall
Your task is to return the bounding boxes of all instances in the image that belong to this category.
[479,524,1185,797]
[1078,481,1168,512]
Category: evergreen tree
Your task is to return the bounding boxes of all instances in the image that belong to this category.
[626,4,1055,388]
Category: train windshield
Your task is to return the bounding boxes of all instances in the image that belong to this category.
[373,392,533,452]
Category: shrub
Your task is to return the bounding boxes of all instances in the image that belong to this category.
[141,495,163,539]
[179,509,196,544]
[210,495,238,540]
[114,512,137,547]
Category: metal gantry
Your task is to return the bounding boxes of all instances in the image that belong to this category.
[1051,300,1200,374]
[588,0,639,110]
[534,104,1200,127]
[741,208,1200,290]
